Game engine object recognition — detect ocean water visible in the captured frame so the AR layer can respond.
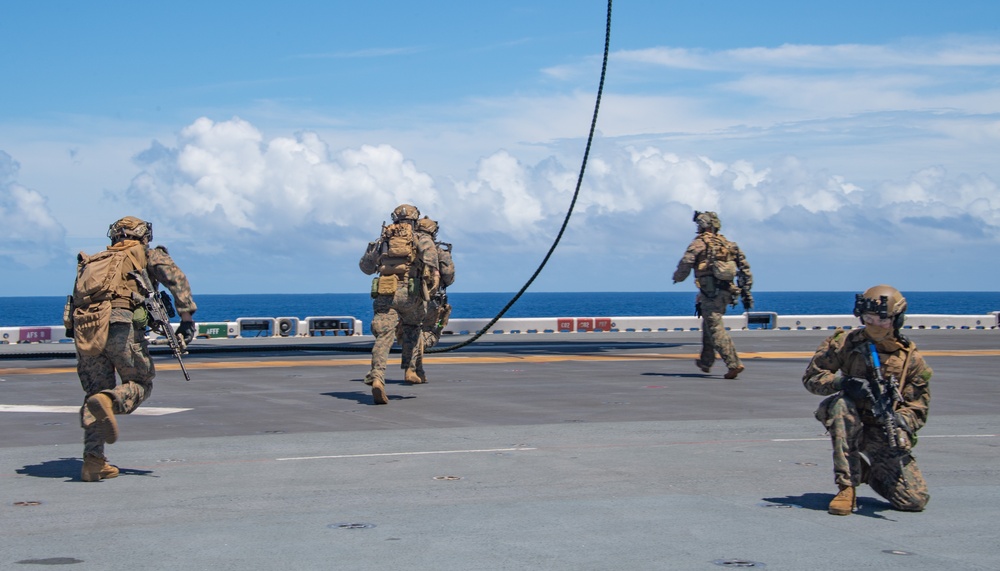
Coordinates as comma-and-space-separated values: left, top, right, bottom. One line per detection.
1, 291, 999, 328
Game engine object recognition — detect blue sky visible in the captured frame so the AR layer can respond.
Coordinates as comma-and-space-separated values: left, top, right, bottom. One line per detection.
2, 0, 1000, 297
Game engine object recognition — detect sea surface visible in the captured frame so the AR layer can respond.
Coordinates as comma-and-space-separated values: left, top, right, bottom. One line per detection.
2, 291, 999, 328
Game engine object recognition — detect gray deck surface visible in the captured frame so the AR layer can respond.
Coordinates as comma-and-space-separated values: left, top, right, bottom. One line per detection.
2, 329, 998, 570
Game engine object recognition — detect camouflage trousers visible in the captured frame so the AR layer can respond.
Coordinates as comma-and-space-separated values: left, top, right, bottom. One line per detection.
399, 298, 448, 373
815, 394, 930, 511
696, 291, 742, 370
368, 286, 425, 384
77, 321, 155, 458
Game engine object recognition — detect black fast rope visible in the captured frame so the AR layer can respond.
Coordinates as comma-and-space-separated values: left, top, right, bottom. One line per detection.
428, 0, 613, 354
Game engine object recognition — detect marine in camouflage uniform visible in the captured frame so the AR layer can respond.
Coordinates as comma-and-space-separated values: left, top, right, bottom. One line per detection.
71, 216, 197, 482
359, 205, 440, 404
803, 285, 931, 515
672, 211, 752, 379
399, 217, 456, 383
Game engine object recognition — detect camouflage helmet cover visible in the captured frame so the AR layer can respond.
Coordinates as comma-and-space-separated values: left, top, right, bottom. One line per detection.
693, 211, 721, 232
416, 216, 438, 235
391, 204, 420, 223
853, 284, 907, 328
108, 216, 152, 244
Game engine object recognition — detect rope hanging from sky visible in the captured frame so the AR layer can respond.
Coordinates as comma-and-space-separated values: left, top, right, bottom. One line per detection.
429, 0, 613, 353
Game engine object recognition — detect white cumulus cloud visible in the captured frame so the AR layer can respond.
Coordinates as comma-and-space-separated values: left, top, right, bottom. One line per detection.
0, 151, 66, 267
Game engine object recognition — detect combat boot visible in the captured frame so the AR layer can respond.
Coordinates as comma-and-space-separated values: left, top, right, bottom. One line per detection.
828, 485, 856, 515
81, 454, 119, 482
86, 393, 118, 444
404, 369, 424, 384
695, 360, 711, 373
363, 372, 380, 386
724, 365, 745, 379
371, 379, 389, 405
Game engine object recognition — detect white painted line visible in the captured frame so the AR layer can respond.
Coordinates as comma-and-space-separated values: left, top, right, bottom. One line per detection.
0, 404, 192, 416
277, 447, 537, 462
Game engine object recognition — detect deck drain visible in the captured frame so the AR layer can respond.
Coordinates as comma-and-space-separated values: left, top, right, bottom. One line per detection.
263, 430, 285, 434
433, 475, 463, 481
16, 557, 84, 565
794, 462, 817, 467
14, 501, 42, 507
329, 522, 376, 530
757, 502, 801, 509
157, 458, 184, 463
882, 550, 914, 556
713, 559, 766, 568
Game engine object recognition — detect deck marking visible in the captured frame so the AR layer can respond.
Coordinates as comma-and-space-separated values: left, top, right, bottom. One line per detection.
3, 347, 999, 376
0, 404, 191, 416
277, 446, 537, 461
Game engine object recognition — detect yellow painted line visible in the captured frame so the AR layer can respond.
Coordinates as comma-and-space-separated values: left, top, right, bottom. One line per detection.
3, 349, 999, 376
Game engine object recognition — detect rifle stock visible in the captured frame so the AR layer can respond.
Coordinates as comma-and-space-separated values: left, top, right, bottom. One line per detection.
130, 269, 191, 381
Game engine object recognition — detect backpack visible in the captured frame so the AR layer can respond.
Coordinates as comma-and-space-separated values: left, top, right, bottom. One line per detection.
438, 243, 455, 288
71, 240, 147, 355
377, 222, 417, 276
702, 233, 737, 282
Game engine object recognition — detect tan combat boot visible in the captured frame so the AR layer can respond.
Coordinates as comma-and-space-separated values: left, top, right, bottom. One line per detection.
371, 379, 389, 405
81, 454, 119, 482
86, 393, 118, 444
828, 485, 856, 515
724, 365, 745, 379
404, 369, 424, 384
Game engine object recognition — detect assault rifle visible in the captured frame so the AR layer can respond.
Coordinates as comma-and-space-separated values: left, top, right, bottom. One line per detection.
130, 269, 191, 381
866, 341, 909, 484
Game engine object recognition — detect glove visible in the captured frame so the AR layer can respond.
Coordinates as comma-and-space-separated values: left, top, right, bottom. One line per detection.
176, 320, 196, 344
741, 292, 754, 311
893, 412, 913, 436
424, 270, 440, 295
839, 376, 873, 403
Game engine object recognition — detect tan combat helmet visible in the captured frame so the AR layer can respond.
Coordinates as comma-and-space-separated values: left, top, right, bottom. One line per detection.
391, 204, 420, 223
853, 284, 908, 330
416, 216, 438, 236
108, 216, 152, 244
693, 211, 721, 233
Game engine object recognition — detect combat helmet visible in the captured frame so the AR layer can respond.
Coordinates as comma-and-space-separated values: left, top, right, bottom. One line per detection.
391, 204, 420, 223
693, 211, 721, 233
416, 216, 438, 236
853, 284, 907, 330
108, 216, 152, 244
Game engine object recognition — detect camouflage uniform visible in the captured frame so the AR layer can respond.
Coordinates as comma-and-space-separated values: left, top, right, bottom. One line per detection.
77, 244, 197, 460
672, 213, 751, 377
359, 206, 439, 402
803, 327, 931, 511
400, 234, 455, 381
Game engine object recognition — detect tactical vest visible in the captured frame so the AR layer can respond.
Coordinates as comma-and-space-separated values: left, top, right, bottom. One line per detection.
70, 240, 147, 355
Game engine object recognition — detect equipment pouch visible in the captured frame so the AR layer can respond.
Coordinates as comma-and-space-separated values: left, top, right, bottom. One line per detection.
132, 306, 150, 328
371, 277, 380, 298
63, 295, 75, 337
72, 300, 111, 356
377, 275, 399, 295
711, 260, 738, 281
409, 277, 418, 297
